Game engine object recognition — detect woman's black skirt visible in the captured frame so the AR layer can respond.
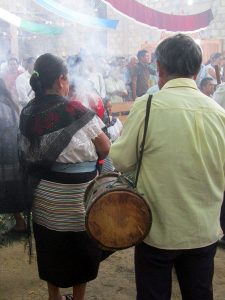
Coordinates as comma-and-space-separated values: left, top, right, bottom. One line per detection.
33, 222, 103, 288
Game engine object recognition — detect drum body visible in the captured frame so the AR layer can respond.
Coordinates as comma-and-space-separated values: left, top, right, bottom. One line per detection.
84, 173, 152, 250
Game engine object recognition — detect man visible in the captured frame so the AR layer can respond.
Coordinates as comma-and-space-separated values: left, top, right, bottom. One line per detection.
2, 57, 23, 101
200, 77, 216, 97
16, 57, 35, 108
205, 52, 223, 81
125, 56, 138, 100
110, 34, 225, 300
131, 49, 150, 100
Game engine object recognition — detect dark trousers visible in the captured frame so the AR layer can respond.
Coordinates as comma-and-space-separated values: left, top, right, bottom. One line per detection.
135, 242, 217, 300
220, 193, 225, 233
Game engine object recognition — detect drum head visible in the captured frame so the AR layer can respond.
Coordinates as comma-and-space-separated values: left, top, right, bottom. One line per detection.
85, 188, 152, 250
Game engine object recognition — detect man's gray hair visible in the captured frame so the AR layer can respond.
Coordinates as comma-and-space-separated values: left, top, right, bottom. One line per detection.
155, 34, 202, 77
128, 55, 137, 63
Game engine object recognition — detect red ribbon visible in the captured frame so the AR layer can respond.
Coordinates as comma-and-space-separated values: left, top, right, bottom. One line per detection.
104, 0, 213, 32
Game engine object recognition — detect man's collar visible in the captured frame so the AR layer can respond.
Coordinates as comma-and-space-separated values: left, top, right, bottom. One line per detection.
162, 78, 198, 90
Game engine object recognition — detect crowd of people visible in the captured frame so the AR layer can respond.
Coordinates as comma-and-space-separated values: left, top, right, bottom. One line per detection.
0, 34, 225, 300
1, 47, 225, 110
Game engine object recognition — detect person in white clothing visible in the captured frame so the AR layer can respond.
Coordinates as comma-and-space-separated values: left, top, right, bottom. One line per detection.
105, 65, 128, 103
213, 82, 225, 109
16, 57, 35, 108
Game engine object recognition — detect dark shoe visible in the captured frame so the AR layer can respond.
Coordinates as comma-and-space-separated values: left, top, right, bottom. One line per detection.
218, 235, 225, 248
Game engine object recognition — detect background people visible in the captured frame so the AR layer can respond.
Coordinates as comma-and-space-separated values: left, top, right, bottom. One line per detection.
105, 65, 128, 103
131, 49, 150, 100
18, 53, 110, 300
101, 97, 123, 173
200, 77, 216, 97
16, 57, 35, 108
2, 57, 23, 102
110, 34, 225, 300
213, 82, 225, 109
205, 52, 223, 81
0, 79, 26, 234
124, 56, 138, 100
103, 98, 123, 143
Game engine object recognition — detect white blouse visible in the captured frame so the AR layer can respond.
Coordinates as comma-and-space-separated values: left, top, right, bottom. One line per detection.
56, 115, 105, 163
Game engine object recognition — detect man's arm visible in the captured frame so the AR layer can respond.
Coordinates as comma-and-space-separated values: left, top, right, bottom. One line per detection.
110, 99, 146, 172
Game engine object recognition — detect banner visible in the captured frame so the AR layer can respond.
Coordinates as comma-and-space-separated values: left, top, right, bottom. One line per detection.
103, 0, 214, 32
0, 7, 63, 35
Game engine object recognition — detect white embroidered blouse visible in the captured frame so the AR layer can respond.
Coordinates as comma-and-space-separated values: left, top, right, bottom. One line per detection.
56, 115, 105, 163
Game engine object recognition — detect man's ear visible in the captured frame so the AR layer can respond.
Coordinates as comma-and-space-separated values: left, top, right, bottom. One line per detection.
157, 60, 167, 89
157, 60, 165, 78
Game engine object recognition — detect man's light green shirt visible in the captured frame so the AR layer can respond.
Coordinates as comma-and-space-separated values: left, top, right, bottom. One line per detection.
110, 78, 225, 249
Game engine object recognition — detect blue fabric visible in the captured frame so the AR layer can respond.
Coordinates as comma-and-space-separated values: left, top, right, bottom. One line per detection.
34, 0, 119, 29
51, 161, 97, 174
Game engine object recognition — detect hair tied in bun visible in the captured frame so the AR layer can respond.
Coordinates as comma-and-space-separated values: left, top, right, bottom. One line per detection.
33, 70, 39, 77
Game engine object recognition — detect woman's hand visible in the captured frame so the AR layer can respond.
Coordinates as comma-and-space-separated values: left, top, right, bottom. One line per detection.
92, 132, 111, 160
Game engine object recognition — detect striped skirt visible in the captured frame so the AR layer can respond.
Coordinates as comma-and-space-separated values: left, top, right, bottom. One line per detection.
33, 179, 89, 232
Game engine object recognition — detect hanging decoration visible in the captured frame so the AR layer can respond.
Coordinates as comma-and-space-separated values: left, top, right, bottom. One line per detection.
0, 7, 63, 35
102, 0, 214, 32
33, 0, 119, 29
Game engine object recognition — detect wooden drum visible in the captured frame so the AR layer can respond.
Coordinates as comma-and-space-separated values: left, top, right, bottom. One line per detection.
84, 173, 152, 250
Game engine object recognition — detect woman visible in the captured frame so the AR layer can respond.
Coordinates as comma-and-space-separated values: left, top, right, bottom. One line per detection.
0, 78, 26, 233
18, 54, 110, 300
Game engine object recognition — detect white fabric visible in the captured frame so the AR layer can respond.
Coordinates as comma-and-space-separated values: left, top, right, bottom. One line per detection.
108, 118, 123, 142
16, 70, 34, 106
57, 115, 105, 163
105, 77, 127, 103
213, 83, 225, 109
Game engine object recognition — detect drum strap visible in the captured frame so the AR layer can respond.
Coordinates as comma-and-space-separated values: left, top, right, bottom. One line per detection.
134, 94, 153, 188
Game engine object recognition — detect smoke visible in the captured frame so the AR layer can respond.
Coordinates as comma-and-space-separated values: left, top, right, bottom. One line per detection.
0, 1, 119, 112
60, 0, 113, 111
